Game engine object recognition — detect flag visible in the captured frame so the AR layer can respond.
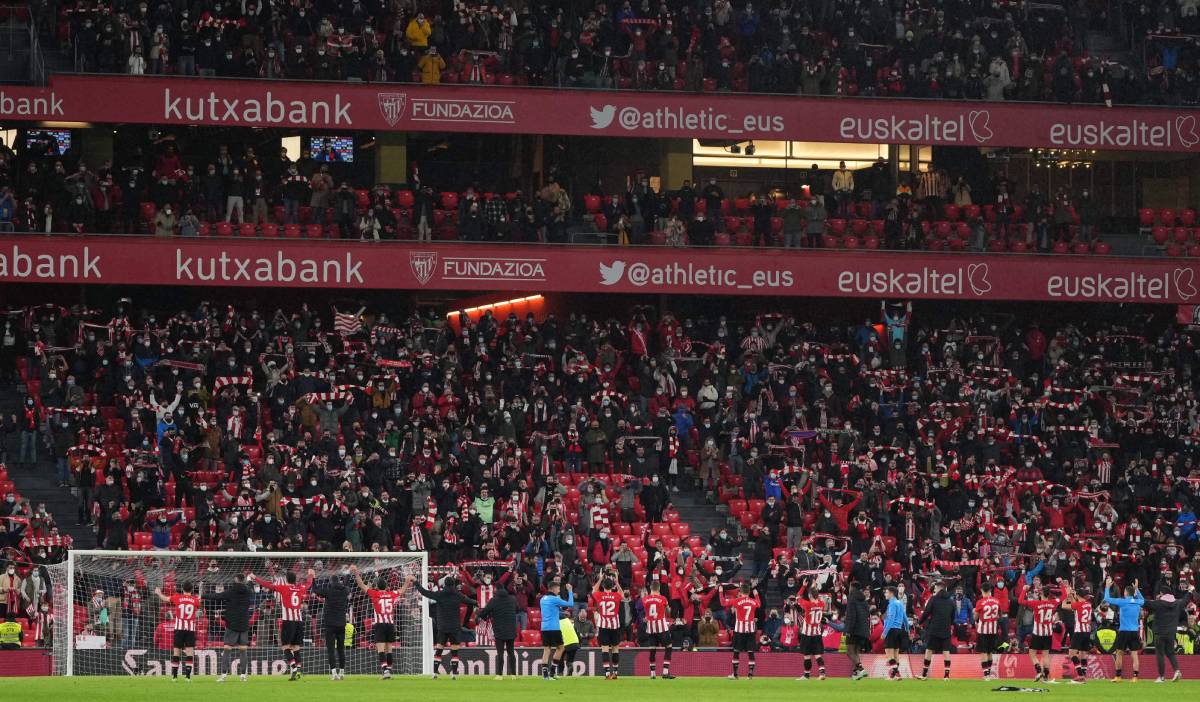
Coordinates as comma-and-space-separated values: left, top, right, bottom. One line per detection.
334, 307, 364, 335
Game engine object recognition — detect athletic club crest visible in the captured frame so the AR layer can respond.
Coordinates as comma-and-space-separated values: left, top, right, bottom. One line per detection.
377, 92, 408, 127
410, 251, 438, 286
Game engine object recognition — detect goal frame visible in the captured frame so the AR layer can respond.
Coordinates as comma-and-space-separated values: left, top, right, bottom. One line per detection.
63, 549, 431, 676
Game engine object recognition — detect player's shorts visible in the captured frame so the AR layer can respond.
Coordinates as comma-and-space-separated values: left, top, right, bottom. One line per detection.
435, 629, 460, 646
732, 632, 756, 652
598, 627, 623, 647
846, 634, 872, 650
645, 631, 672, 647
926, 635, 952, 654
280, 620, 305, 646
1028, 634, 1052, 652
172, 630, 197, 649
1070, 632, 1093, 651
800, 635, 824, 655
884, 629, 909, 650
373, 622, 397, 644
976, 633, 1000, 654
1114, 631, 1142, 652
223, 629, 250, 646
541, 629, 564, 647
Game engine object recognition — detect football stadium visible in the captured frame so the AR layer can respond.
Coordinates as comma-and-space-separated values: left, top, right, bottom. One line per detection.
4, 0, 1200, 697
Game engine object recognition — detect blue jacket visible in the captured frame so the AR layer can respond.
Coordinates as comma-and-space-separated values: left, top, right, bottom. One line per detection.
883, 597, 908, 634
1177, 511, 1198, 543
953, 595, 973, 625
763, 476, 782, 500
539, 591, 574, 631
1103, 590, 1144, 632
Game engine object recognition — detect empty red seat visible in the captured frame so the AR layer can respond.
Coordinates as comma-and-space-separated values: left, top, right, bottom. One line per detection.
238, 223, 256, 237
283, 224, 301, 238
1176, 227, 1191, 244
1139, 208, 1156, 227
1010, 240, 1027, 253
963, 204, 981, 220
734, 197, 751, 212
1182, 209, 1197, 227
935, 221, 952, 238
584, 195, 601, 213
1093, 241, 1111, 255
1167, 243, 1185, 256
944, 204, 961, 221
821, 234, 838, 248
395, 190, 415, 208
1189, 244, 1200, 257
828, 219, 846, 235
1052, 241, 1070, 254
139, 202, 156, 222
441, 192, 459, 210
851, 219, 868, 235
1152, 226, 1169, 244
1161, 208, 1176, 226
215, 222, 233, 238
863, 236, 880, 249
843, 235, 859, 249
305, 224, 324, 238
1073, 242, 1090, 255
260, 223, 279, 238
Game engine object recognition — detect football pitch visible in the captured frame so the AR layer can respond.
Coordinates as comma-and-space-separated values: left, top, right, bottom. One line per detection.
7, 676, 1200, 702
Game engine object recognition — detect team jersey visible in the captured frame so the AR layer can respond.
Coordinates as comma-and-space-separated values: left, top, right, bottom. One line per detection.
170, 593, 200, 632
252, 575, 314, 621
974, 596, 1001, 635
642, 593, 671, 634
721, 591, 761, 634
592, 590, 623, 630
1070, 600, 1093, 634
1019, 595, 1060, 637
367, 589, 402, 624
798, 598, 825, 637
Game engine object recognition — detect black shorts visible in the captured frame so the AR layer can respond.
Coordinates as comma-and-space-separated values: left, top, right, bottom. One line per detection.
1028, 634, 1052, 652
800, 635, 824, 655
645, 631, 672, 647
1069, 632, 1092, 652
976, 633, 1000, 654
280, 620, 305, 646
435, 629, 460, 646
845, 634, 871, 650
884, 629, 909, 650
1114, 631, 1142, 652
732, 632, 756, 652
926, 635, 952, 654
223, 629, 249, 646
172, 630, 197, 649
598, 628, 623, 647
373, 622, 396, 644
541, 629, 563, 647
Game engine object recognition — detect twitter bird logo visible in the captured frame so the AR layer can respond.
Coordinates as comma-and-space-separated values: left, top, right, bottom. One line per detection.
590, 105, 616, 129
599, 260, 625, 285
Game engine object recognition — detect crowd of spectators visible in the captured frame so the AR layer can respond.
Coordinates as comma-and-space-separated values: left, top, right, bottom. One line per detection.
2, 295, 1200, 655
47, 0, 1195, 105
0, 135, 1136, 253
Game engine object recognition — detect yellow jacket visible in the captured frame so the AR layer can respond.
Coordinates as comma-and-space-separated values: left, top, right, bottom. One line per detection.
406, 19, 432, 48
560, 617, 579, 647
418, 54, 446, 84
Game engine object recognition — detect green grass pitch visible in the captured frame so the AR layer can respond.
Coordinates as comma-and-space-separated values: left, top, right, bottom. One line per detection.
6, 675, 1200, 702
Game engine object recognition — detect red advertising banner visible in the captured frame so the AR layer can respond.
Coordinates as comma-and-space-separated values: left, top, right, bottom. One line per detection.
0, 236, 1197, 303
2, 76, 1200, 152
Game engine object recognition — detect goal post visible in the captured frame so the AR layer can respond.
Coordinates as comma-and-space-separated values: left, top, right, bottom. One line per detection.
55, 550, 430, 677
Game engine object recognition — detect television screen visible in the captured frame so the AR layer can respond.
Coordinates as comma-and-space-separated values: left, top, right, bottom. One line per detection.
309, 135, 353, 163
25, 129, 71, 156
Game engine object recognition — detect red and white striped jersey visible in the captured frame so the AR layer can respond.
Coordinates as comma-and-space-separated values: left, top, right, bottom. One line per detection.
476, 583, 495, 609
253, 575, 314, 621
367, 589, 401, 624
1019, 596, 1060, 637
974, 596, 1001, 635
592, 590, 623, 630
1070, 600, 1093, 633
721, 591, 761, 633
642, 593, 670, 634
33, 611, 53, 641
169, 593, 200, 632
798, 598, 825, 637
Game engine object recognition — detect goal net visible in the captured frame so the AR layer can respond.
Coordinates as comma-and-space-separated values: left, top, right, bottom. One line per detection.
48, 550, 429, 677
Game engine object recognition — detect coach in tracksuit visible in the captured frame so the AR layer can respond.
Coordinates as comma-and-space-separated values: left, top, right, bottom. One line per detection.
1145, 587, 1182, 682
313, 575, 350, 679
478, 583, 519, 678
917, 582, 957, 680
843, 584, 871, 680
414, 574, 477, 678
206, 572, 254, 681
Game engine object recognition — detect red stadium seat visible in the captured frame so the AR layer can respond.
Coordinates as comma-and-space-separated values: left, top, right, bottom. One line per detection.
1138, 208, 1156, 227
